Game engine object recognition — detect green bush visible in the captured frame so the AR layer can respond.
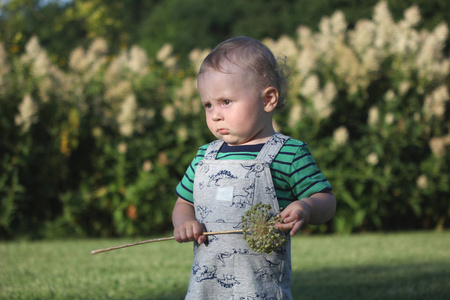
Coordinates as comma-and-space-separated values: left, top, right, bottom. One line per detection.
265, 1, 450, 232
0, 1, 448, 238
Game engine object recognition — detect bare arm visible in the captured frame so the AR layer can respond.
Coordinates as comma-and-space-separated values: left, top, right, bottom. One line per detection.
172, 197, 207, 244
276, 191, 336, 236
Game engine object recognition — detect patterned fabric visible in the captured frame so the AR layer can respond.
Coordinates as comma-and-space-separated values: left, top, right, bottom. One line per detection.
185, 133, 292, 299
176, 135, 332, 209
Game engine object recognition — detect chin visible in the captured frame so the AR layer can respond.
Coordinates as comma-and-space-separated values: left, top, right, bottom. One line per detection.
218, 136, 238, 145
224, 137, 249, 146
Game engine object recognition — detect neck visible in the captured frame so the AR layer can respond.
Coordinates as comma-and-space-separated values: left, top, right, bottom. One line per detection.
228, 128, 276, 146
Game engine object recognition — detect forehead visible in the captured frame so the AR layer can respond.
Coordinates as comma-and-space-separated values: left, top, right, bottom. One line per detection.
201, 59, 247, 76
197, 66, 246, 93
198, 60, 259, 89
197, 64, 260, 101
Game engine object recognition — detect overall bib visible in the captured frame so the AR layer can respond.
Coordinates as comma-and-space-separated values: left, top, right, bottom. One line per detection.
186, 133, 293, 300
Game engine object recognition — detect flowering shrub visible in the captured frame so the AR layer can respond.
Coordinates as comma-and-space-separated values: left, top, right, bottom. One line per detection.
1, 34, 210, 238
0, 1, 448, 237
263, 1, 449, 232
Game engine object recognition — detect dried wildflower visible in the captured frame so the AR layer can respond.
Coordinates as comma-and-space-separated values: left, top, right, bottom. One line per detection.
416, 174, 428, 190
330, 10, 347, 38
176, 77, 197, 101
162, 105, 175, 122
398, 81, 410, 96
288, 103, 302, 127
333, 126, 349, 146
20, 36, 41, 65
263, 35, 298, 60
118, 94, 137, 137
429, 135, 450, 158
301, 74, 319, 97
296, 48, 316, 78
15, 94, 38, 132
157, 44, 177, 68
142, 160, 153, 172
385, 113, 395, 125
384, 89, 396, 102
335, 44, 363, 93
350, 20, 376, 55
177, 127, 188, 142
189, 48, 210, 73
416, 23, 449, 81
128, 45, 149, 75
241, 202, 287, 254
314, 93, 332, 119
366, 152, 379, 166
361, 47, 380, 73
157, 44, 173, 63
69, 47, 87, 73
368, 106, 379, 125
105, 80, 133, 102
313, 81, 336, 119
33, 51, 50, 78
403, 5, 421, 28
373, 1, 395, 49
423, 85, 449, 119
104, 52, 128, 85
118, 142, 127, 154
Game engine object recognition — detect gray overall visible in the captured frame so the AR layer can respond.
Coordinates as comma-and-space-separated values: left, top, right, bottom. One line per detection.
186, 133, 293, 300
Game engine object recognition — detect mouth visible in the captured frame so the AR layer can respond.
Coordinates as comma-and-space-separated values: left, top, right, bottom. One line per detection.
217, 128, 229, 135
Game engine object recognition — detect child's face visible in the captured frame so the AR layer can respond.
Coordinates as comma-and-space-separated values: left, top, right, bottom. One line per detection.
197, 61, 276, 146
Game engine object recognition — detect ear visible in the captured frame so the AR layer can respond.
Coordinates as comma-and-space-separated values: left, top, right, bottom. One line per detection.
262, 86, 279, 112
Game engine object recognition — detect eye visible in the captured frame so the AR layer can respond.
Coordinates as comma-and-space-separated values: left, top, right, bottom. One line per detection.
222, 99, 231, 106
203, 102, 212, 109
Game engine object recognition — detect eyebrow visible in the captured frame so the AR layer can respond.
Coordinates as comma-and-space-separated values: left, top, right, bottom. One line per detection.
202, 94, 231, 103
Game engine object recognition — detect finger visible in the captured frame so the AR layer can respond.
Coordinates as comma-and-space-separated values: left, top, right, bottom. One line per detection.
275, 222, 294, 231
281, 211, 302, 223
197, 235, 207, 245
193, 224, 205, 239
175, 228, 186, 243
187, 227, 199, 242
290, 220, 304, 236
279, 209, 296, 220
173, 231, 181, 243
181, 228, 191, 242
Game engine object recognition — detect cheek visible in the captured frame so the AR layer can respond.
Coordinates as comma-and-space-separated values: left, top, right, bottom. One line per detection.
205, 113, 214, 128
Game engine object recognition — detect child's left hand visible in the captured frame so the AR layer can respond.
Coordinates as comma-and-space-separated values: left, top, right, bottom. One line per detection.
275, 200, 311, 236
275, 192, 336, 236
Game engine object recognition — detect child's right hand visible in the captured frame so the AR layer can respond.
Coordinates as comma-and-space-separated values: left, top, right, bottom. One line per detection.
174, 220, 207, 244
172, 197, 207, 244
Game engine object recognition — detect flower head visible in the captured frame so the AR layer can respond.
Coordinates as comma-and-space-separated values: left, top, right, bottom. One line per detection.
333, 126, 349, 146
15, 94, 38, 132
241, 202, 287, 254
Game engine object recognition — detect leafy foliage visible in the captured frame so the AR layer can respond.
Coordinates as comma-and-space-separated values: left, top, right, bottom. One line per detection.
1, 1, 448, 66
0, 1, 449, 238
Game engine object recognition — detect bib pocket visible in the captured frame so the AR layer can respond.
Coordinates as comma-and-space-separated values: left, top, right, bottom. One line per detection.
194, 177, 256, 224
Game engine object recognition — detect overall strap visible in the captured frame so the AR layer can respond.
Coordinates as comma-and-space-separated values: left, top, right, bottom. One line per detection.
203, 139, 224, 160
256, 133, 290, 165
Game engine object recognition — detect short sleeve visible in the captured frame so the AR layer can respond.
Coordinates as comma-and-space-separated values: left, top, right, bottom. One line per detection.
175, 145, 208, 202
288, 144, 332, 199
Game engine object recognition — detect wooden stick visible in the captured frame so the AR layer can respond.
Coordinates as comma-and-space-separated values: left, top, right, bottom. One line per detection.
90, 229, 243, 255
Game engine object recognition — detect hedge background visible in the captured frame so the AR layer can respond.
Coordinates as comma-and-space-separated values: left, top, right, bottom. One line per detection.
0, 1, 449, 239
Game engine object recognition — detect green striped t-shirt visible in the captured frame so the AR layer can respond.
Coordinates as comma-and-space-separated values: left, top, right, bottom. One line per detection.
175, 138, 332, 210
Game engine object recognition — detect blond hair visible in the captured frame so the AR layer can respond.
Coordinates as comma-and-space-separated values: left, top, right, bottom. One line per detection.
199, 36, 289, 109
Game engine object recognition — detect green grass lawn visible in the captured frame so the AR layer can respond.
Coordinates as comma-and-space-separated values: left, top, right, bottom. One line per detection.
1, 231, 449, 299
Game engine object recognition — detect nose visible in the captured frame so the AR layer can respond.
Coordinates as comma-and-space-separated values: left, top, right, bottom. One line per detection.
211, 108, 223, 121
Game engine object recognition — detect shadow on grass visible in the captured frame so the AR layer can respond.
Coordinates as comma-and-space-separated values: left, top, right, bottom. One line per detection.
291, 262, 450, 300
132, 261, 450, 300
